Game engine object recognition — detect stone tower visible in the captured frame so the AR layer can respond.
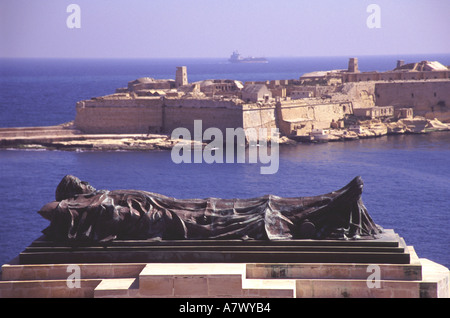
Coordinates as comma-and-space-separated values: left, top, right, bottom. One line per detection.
348, 58, 359, 73
175, 66, 188, 88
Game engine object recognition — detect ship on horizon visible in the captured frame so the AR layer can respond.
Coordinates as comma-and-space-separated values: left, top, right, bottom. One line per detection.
228, 51, 268, 64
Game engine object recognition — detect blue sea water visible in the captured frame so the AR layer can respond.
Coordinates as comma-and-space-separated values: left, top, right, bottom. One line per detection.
0, 55, 449, 269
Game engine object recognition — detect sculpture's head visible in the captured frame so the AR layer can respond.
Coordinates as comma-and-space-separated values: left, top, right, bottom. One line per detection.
55, 175, 96, 201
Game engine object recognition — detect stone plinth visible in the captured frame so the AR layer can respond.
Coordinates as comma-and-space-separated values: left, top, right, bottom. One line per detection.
1, 258, 448, 298
1, 230, 449, 298
17, 230, 413, 265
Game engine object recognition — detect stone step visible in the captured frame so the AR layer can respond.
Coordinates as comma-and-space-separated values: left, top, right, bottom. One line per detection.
295, 271, 447, 298
94, 278, 139, 298
1, 259, 146, 281
92, 264, 296, 298
420, 258, 450, 298
245, 246, 422, 281
18, 231, 412, 265
137, 263, 246, 298
0, 279, 101, 298
295, 278, 423, 298
91, 259, 449, 298
291, 258, 448, 298
23, 245, 406, 253
19, 249, 411, 265
28, 232, 403, 247
115, 263, 295, 298
2, 234, 447, 298
247, 263, 422, 281
242, 279, 296, 298
1, 259, 448, 298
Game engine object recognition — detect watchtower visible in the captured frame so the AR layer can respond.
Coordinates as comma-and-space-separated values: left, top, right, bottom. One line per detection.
175, 66, 188, 88
348, 58, 359, 73
397, 60, 405, 68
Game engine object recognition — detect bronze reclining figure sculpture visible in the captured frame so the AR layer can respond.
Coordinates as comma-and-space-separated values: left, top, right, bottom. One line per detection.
38, 175, 382, 242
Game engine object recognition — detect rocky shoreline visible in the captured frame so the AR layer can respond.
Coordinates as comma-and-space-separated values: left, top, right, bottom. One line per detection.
323, 117, 450, 142
1, 118, 449, 152
0, 122, 177, 152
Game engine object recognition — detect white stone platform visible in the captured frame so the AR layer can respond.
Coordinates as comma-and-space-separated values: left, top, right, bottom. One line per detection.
1, 245, 448, 298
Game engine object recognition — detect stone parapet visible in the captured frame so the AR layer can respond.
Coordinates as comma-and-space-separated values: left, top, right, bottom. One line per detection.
164, 97, 242, 109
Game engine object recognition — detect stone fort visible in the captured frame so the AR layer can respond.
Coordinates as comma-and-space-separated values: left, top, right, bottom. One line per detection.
75, 58, 450, 137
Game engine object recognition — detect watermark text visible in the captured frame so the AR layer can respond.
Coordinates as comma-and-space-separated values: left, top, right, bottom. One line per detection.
66, 4, 81, 29
366, 4, 381, 29
66, 264, 81, 288
171, 120, 279, 175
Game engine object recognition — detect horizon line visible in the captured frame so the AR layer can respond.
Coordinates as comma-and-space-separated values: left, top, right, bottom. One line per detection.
1, 52, 450, 61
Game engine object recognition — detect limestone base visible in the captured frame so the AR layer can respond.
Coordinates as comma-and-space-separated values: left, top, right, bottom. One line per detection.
1, 246, 448, 298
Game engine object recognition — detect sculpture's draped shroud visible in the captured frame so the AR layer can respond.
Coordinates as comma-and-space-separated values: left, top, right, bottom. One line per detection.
38, 175, 382, 243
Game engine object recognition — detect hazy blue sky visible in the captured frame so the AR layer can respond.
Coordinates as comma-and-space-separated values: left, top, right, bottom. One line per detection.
1, 0, 449, 58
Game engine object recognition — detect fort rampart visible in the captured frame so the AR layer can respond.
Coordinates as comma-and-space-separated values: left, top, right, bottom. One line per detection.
164, 98, 244, 135
75, 94, 355, 137
74, 59, 450, 137
374, 80, 450, 122
75, 97, 164, 134
343, 70, 450, 83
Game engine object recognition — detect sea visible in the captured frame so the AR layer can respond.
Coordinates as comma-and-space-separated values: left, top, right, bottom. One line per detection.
0, 54, 449, 269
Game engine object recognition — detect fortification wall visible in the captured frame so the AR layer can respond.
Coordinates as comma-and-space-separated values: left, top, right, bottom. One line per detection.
339, 82, 376, 108
75, 97, 164, 133
343, 70, 450, 83
75, 79, 450, 136
239, 104, 278, 140
164, 98, 241, 109
278, 99, 352, 133
242, 105, 277, 131
164, 98, 244, 135
375, 80, 450, 121
81, 96, 163, 108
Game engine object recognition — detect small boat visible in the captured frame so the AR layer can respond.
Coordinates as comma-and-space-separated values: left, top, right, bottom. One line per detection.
310, 129, 330, 142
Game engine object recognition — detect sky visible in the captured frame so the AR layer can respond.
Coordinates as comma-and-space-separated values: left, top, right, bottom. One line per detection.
0, 0, 449, 59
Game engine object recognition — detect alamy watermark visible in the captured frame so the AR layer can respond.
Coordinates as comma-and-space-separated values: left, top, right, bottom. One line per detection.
366, 4, 381, 29
65, 4, 379, 30
66, 4, 81, 29
170, 120, 279, 175
366, 264, 381, 289
66, 264, 81, 288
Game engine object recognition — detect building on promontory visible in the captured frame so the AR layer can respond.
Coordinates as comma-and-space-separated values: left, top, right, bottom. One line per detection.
74, 59, 450, 138
75, 66, 354, 137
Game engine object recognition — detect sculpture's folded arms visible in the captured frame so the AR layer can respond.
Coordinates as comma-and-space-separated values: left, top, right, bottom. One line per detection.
38, 175, 382, 242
